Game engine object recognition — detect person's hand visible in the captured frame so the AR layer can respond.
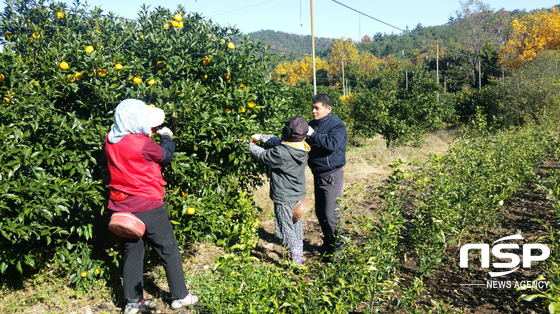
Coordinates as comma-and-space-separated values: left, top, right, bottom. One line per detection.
157, 127, 173, 137
307, 126, 315, 136
236, 138, 256, 144
251, 134, 262, 141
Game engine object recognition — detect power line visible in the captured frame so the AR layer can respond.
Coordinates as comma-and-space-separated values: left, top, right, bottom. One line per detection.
330, 0, 508, 75
331, 0, 408, 35
208, 0, 275, 18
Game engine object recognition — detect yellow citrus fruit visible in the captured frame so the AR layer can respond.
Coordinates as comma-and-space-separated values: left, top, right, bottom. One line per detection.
75, 72, 84, 80
139, 34, 144, 39
202, 56, 211, 65
115, 63, 123, 70
248, 101, 256, 108
3, 96, 10, 105
174, 14, 182, 22
181, 191, 188, 197
80, 272, 87, 278
227, 42, 235, 50
176, 21, 184, 29
224, 108, 231, 113
85, 45, 94, 53
239, 106, 246, 113
201, 74, 208, 81
149, 104, 155, 107
133, 76, 142, 84
57, 11, 64, 19
67, 74, 76, 83
95, 268, 100, 275
238, 83, 245, 89
0, 74, 5, 83
156, 61, 164, 68
164, 23, 169, 30
221, 39, 225, 44
187, 207, 195, 215
171, 20, 180, 28
59, 61, 69, 70
225, 73, 231, 80
147, 79, 155, 85
96, 68, 106, 77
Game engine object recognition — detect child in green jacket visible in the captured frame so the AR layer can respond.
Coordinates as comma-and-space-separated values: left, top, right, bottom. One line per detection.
248, 115, 310, 264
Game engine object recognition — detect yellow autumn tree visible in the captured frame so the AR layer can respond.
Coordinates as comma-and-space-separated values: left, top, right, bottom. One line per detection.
326, 38, 359, 75
357, 52, 379, 77
500, 6, 560, 69
274, 55, 325, 85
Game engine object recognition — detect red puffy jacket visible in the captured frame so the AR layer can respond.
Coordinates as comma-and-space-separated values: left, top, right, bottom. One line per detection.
105, 134, 166, 200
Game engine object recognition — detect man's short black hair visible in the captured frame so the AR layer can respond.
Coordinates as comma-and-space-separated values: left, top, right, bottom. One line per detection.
312, 93, 332, 108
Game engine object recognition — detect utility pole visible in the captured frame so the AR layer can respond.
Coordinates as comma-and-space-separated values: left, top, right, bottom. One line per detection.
436, 43, 439, 84
359, 14, 361, 40
406, 70, 408, 90
342, 60, 345, 95
478, 59, 481, 90
310, 0, 317, 95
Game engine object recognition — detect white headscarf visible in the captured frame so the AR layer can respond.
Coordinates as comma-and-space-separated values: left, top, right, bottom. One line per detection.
108, 99, 165, 144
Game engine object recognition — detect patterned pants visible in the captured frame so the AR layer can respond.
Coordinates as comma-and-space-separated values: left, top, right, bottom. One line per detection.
274, 203, 304, 263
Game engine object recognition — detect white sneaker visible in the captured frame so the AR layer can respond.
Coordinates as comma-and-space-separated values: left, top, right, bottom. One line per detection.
171, 293, 198, 309
123, 300, 152, 314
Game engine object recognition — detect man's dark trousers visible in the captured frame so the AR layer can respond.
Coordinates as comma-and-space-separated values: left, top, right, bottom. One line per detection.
314, 168, 344, 249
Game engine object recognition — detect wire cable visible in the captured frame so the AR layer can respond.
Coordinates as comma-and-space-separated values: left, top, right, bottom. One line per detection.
331, 0, 508, 74
209, 0, 275, 18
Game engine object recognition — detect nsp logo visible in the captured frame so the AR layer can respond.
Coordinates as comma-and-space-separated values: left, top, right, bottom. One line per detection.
460, 234, 550, 277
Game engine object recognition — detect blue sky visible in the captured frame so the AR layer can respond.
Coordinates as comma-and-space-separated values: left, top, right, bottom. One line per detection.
2, 0, 559, 40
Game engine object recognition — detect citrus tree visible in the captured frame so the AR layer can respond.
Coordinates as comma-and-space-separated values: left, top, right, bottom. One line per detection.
347, 62, 452, 146
0, 0, 293, 288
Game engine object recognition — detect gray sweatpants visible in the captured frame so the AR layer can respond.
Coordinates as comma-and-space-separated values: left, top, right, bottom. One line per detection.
314, 168, 344, 247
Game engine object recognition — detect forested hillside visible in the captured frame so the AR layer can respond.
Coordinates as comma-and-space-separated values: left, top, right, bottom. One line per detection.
248, 3, 539, 62
248, 29, 333, 59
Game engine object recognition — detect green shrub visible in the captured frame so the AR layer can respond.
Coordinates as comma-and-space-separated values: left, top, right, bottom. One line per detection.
496, 50, 560, 126
348, 63, 450, 146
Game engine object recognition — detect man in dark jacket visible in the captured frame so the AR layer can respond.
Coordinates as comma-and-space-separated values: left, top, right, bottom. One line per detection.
306, 93, 348, 257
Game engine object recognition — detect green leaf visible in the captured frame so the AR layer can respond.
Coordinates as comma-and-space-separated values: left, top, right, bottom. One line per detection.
518, 294, 544, 302
549, 302, 560, 314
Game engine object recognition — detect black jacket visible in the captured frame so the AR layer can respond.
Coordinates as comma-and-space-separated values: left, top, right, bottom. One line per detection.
307, 113, 347, 177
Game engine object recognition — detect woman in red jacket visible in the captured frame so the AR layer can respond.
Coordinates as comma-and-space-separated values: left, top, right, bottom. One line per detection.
105, 99, 197, 314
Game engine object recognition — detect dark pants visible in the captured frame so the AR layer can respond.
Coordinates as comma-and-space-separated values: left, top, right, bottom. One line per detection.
314, 168, 344, 248
123, 205, 188, 303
